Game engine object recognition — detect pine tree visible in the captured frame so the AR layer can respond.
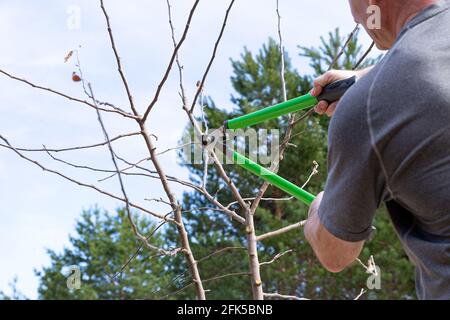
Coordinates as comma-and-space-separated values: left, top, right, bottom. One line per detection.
35, 208, 171, 299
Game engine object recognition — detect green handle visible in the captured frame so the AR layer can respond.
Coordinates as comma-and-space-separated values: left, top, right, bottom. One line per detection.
224, 76, 356, 130
232, 151, 316, 206
225, 93, 318, 130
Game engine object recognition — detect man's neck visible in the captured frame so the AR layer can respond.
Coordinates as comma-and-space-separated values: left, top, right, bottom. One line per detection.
393, 0, 439, 36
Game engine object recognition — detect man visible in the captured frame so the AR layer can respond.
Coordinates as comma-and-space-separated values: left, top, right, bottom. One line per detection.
304, 0, 450, 299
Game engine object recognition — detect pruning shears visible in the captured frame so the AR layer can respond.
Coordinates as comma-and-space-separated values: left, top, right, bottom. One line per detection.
203, 76, 356, 206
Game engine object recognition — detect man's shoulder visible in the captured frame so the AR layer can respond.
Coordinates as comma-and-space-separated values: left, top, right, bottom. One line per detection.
331, 71, 375, 127
372, 4, 450, 98
327, 74, 375, 151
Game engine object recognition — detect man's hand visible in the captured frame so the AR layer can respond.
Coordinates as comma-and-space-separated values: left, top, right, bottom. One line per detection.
304, 191, 365, 273
311, 67, 373, 117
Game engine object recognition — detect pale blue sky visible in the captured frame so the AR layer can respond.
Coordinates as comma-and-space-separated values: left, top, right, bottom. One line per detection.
0, 0, 378, 298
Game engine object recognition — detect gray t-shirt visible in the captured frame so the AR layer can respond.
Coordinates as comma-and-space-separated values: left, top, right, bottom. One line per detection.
318, 0, 450, 299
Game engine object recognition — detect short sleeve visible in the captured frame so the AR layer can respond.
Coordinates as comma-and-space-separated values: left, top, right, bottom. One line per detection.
318, 94, 385, 242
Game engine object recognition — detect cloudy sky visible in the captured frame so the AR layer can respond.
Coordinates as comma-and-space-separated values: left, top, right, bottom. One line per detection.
0, 0, 378, 298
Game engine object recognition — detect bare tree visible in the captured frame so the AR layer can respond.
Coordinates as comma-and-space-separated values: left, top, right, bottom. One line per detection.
0, 0, 375, 300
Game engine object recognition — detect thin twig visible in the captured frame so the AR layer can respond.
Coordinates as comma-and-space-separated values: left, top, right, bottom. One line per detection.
354, 288, 366, 300
97, 156, 150, 182
260, 249, 294, 266
145, 197, 172, 206
301, 160, 319, 189
356, 255, 378, 275
159, 248, 248, 299
353, 41, 375, 70
111, 212, 175, 279
197, 246, 247, 263
226, 196, 294, 209
276, 0, 287, 102
100, 0, 139, 117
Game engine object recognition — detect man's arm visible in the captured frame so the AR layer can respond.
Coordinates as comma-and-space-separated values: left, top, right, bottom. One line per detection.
305, 67, 379, 272
304, 192, 365, 273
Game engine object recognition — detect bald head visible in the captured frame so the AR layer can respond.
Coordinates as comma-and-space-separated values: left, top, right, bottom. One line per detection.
348, 0, 439, 49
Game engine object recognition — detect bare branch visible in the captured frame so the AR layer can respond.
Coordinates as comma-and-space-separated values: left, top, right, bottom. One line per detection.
203, 272, 249, 284
142, 0, 201, 122
260, 249, 294, 266
163, 271, 249, 299
197, 246, 247, 263
210, 152, 249, 209
328, 23, 360, 71
226, 196, 294, 209
201, 187, 246, 224
145, 197, 172, 206
276, 0, 287, 102
166, 0, 190, 117
263, 292, 309, 300
0, 68, 138, 119
9, 132, 140, 153
156, 142, 200, 156
0, 135, 173, 222
256, 220, 307, 242
301, 160, 319, 189
188, 0, 236, 113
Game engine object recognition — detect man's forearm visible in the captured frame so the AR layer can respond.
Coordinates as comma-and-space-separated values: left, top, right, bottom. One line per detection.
304, 192, 365, 273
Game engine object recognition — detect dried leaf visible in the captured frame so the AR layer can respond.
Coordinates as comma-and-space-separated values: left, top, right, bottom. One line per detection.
64, 50, 74, 63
